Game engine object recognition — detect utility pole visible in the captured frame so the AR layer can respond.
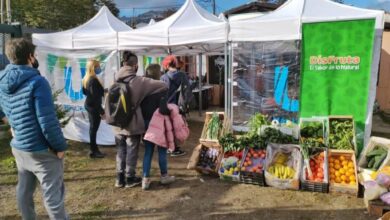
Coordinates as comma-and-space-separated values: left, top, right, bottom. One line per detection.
5, 0, 10, 24
1, 0, 4, 24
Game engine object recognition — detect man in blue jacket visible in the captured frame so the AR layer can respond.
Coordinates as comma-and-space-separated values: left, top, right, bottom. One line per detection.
0, 38, 68, 220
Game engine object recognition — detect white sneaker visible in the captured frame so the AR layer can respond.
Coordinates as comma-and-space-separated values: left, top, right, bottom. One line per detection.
142, 177, 151, 190
160, 175, 175, 185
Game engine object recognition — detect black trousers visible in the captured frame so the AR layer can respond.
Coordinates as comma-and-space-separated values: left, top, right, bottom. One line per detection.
87, 110, 101, 152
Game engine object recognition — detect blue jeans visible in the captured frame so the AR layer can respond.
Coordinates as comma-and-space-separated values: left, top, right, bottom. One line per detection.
143, 120, 168, 177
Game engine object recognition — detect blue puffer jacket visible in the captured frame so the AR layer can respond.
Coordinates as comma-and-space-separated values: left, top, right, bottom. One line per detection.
0, 64, 67, 152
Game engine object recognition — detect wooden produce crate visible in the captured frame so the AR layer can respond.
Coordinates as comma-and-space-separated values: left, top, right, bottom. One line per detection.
328, 149, 358, 196
358, 137, 390, 180
192, 144, 223, 176
300, 148, 329, 193
327, 116, 357, 153
218, 150, 245, 182
299, 117, 326, 147
240, 148, 267, 186
199, 112, 230, 148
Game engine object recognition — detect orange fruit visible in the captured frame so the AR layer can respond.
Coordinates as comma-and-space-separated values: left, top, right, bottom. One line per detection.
329, 162, 334, 168
330, 168, 335, 174
335, 177, 341, 183
340, 175, 347, 181
329, 157, 334, 163
334, 159, 340, 164
350, 180, 356, 185
349, 175, 356, 182
339, 168, 345, 175
342, 161, 348, 166
335, 171, 340, 177
339, 155, 346, 161
348, 162, 354, 168
334, 164, 341, 170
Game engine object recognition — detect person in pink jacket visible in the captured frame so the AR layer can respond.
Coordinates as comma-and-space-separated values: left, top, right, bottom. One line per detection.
140, 64, 175, 190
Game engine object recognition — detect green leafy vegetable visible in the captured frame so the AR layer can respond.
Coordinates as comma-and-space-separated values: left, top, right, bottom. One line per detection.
206, 112, 221, 140
248, 113, 270, 137
329, 119, 355, 150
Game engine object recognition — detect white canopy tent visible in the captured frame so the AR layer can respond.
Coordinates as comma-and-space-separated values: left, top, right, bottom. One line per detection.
32, 6, 132, 50
118, 0, 228, 55
227, 0, 384, 149
31, 6, 134, 145
229, 0, 384, 41
229, 0, 303, 42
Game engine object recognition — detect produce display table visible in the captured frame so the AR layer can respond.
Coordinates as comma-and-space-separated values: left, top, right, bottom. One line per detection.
193, 85, 213, 110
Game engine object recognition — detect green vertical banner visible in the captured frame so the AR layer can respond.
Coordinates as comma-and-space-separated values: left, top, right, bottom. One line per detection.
301, 19, 375, 152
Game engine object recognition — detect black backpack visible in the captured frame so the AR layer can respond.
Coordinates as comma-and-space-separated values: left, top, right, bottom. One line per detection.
167, 72, 196, 115
104, 75, 136, 128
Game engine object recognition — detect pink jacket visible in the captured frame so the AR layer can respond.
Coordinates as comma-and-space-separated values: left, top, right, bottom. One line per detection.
144, 104, 189, 151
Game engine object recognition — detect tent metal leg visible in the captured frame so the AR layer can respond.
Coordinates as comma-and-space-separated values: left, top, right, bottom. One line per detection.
198, 54, 202, 117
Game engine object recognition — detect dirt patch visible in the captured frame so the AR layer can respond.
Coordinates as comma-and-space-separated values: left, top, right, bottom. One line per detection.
0, 120, 373, 220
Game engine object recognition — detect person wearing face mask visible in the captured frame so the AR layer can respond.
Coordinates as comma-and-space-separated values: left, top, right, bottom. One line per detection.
0, 38, 69, 219
82, 59, 105, 158
31, 56, 39, 69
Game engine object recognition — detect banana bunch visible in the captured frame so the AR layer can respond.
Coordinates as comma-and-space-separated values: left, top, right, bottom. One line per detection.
268, 164, 295, 179
268, 152, 295, 179
274, 152, 288, 165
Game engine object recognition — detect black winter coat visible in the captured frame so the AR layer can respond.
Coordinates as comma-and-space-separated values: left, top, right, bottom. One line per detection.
141, 91, 167, 121
82, 77, 104, 114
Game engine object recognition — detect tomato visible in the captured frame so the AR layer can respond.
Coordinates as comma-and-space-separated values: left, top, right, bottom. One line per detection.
310, 160, 315, 167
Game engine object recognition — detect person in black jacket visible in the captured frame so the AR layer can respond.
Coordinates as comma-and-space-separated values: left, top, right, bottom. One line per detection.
82, 59, 105, 158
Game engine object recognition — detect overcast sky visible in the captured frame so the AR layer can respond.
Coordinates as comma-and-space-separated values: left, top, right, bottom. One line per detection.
114, 0, 390, 17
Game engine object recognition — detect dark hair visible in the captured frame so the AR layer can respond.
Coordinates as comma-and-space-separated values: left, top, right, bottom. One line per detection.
5, 38, 35, 65
122, 51, 138, 67
145, 64, 161, 80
